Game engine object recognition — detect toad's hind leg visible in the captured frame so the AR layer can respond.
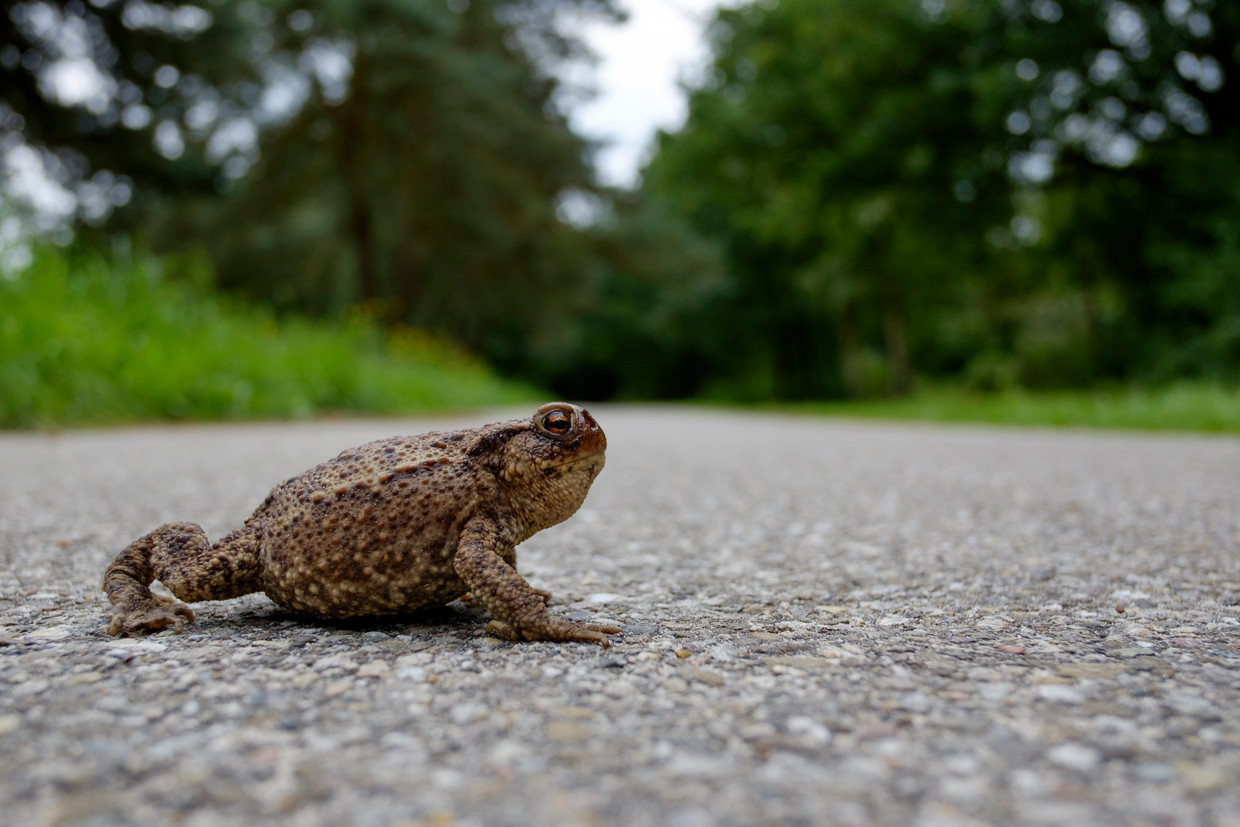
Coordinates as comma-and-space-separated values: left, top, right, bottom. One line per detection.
102, 521, 262, 636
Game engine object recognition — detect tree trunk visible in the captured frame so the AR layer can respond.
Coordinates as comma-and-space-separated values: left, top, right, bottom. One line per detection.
883, 296, 912, 396
338, 55, 377, 300
393, 145, 422, 323
837, 301, 865, 399
1076, 238, 1104, 385
349, 195, 376, 300
1081, 281, 1102, 385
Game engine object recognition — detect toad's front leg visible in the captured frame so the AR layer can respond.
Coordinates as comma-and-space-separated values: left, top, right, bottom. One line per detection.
453, 514, 620, 647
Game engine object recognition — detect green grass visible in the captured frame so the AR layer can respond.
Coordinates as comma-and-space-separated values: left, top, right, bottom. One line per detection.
0, 246, 537, 429
781, 384, 1240, 433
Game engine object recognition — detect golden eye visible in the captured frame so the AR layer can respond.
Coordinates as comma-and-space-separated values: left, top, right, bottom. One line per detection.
542, 409, 572, 435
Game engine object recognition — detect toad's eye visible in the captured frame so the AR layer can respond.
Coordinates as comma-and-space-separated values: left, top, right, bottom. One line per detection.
542, 409, 572, 435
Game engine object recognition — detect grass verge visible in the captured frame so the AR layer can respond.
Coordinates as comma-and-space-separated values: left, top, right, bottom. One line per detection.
0, 246, 537, 429
783, 385, 1240, 433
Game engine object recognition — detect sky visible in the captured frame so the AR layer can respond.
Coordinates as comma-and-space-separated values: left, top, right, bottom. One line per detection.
562, 0, 731, 188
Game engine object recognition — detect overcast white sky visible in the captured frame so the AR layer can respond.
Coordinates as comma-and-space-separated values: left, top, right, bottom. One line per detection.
562, 0, 731, 188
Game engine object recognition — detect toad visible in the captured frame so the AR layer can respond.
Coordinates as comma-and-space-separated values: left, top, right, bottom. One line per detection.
103, 403, 619, 646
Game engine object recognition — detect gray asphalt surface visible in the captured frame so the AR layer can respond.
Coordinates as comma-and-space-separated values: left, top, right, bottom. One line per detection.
2, 406, 1238, 827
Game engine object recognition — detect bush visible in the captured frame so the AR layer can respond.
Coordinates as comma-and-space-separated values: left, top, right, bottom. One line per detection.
0, 245, 535, 428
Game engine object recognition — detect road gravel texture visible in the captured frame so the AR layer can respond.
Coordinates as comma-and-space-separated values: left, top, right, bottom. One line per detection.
1, 406, 1238, 827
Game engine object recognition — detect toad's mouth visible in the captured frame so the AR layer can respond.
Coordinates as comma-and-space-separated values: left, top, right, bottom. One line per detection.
548, 451, 606, 471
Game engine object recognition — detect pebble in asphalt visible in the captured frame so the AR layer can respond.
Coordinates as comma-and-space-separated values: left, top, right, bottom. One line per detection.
1, 406, 1238, 826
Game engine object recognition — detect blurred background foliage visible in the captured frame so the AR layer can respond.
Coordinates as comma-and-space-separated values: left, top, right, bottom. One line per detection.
0, 243, 536, 427
645, 0, 1240, 400
1, 0, 1237, 426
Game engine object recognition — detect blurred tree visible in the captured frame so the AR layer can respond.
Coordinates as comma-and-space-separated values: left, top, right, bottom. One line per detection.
152, 0, 619, 363
1002, 0, 1240, 383
645, 0, 1019, 398
1, 0, 619, 366
0, 0, 259, 228
641, 0, 1240, 397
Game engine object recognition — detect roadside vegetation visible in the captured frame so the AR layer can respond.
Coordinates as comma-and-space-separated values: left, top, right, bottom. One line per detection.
0, 246, 535, 429
781, 384, 1240, 433
3, 244, 1235, 433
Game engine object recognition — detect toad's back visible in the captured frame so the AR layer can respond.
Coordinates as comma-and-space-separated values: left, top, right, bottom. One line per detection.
254, 430, 506, 617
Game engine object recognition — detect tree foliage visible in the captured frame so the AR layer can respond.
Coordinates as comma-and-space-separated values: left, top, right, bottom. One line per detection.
148, 0, 615, 360
2, 0, 619, 365
642, 0, 1240, 397
3, 0, 1238, 402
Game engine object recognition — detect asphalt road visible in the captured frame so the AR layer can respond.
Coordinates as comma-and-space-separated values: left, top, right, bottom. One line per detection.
1, 406, 1238, 826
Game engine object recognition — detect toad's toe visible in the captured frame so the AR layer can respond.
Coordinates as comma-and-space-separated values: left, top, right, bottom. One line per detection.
108, 595, 195, 637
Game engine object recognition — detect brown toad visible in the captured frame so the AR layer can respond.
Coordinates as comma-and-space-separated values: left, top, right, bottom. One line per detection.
103, 403, 619, 646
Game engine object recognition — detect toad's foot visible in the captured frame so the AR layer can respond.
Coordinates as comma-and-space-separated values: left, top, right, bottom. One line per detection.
107, 593, 195, 637
486, 618, 621, 647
